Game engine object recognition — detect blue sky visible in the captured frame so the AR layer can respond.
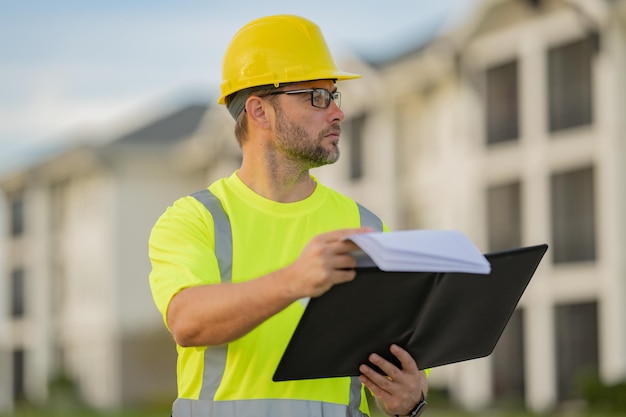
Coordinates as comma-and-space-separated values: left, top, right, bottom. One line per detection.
0, 0, 475, 173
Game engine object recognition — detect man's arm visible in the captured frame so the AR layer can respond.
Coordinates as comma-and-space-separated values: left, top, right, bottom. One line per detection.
167, 227, 372, 347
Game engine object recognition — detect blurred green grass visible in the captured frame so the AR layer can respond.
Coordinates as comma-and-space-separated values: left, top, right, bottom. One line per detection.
0, 408, 168, 417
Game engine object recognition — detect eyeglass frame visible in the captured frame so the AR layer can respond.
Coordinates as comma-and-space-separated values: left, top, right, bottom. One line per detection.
259, 88, 341, 109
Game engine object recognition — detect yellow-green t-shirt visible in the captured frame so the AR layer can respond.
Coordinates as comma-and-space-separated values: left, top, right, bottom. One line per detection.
149, 172, 382, 411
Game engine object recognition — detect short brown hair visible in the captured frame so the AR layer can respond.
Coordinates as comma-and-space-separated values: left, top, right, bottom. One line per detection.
228, 86, 284, 146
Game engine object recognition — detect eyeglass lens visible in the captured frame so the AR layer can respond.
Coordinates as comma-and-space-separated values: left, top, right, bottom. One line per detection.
312, 89, 341, 109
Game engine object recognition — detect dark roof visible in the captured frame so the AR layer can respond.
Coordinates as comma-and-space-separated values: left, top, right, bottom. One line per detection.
115, 103, 209, 144
355, 6, 452, 68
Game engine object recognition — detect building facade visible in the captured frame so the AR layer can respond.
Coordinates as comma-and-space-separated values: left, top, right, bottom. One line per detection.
0, 104, 233, 412
333, 0, 626, 412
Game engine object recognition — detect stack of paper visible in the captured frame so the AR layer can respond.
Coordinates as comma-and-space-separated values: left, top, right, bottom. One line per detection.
347, 229, 491, 274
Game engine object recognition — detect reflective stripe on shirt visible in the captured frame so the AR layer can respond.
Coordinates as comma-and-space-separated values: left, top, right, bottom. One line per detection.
178, 188, 383, 417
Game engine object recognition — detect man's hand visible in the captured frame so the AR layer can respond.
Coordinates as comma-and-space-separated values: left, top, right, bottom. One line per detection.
284, 227, 372, 298
359, 344, 428, 416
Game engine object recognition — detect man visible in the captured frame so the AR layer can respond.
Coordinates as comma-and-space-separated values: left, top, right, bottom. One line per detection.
149, 14, 428, 417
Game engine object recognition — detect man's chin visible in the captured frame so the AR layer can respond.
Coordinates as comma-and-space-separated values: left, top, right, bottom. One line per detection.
323, 149, 340, 165
309, 153, 339, 169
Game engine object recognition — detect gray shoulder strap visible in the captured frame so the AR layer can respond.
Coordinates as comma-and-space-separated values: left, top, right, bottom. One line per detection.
357, 202, 383, 232
191, 189, 233, 282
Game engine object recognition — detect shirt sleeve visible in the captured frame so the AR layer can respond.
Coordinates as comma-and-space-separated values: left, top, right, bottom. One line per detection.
148, 195, 221, 330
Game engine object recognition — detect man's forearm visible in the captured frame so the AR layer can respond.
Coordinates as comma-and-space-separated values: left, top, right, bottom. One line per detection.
166, 267, 297, 346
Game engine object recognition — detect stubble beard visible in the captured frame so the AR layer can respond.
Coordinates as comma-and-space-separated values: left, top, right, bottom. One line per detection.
274, 107, 340, 169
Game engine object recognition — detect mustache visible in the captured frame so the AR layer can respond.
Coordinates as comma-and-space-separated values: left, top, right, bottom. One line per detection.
320, 123, 341, 136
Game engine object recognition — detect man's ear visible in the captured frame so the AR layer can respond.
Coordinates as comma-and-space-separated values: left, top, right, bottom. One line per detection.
245, 96, 272, 129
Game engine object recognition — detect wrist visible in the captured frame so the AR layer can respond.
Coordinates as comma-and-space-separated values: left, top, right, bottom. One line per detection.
394, 391, 427, 417
272, 265, 303, 301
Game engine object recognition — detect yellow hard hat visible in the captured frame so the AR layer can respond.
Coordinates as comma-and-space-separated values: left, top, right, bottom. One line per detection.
218, 14, 360, 105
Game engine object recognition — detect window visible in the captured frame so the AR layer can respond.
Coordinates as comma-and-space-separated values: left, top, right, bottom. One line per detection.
486, 61, 519, 145
10, 191, 24, 236
13, 349, 25, 400
548, 36, 595, 132
486, 181, 522, 252
555, 302, 599, 400
551, 167, 596, 263
11, 268, 25, 318
492, 309, 525, 403
348, 113, 366, 180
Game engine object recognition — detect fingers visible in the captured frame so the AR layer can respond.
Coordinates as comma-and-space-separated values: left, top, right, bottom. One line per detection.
321, 227, 374, 255
358, 345, 426, 416
388, 344, 420, 373
289, 227, 374, 298
316, 227, 373, 249
363, 346, 418, 381
323, 227, 374, 242
329, 253, 358, 271
304, 228, 370, 269
288, 228, 372, 298
358, 372, 388, 401
359, 360, 394, 394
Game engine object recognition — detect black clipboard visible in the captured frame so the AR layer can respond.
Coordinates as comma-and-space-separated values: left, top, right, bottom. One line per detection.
273, 244, 548, 381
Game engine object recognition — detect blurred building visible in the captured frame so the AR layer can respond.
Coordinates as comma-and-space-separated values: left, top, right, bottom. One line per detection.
0, 103, 243, 411
1, 0, 626, 414
333, 0, 626, 412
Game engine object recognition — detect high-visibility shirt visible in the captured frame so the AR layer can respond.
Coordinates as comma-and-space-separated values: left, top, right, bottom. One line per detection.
149, 171, 385, 417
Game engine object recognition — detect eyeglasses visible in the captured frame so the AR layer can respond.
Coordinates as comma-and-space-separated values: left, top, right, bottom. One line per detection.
262, 88, 341, 109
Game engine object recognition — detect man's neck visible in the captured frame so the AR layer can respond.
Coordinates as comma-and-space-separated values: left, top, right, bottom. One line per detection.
237, 164, 316, 203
